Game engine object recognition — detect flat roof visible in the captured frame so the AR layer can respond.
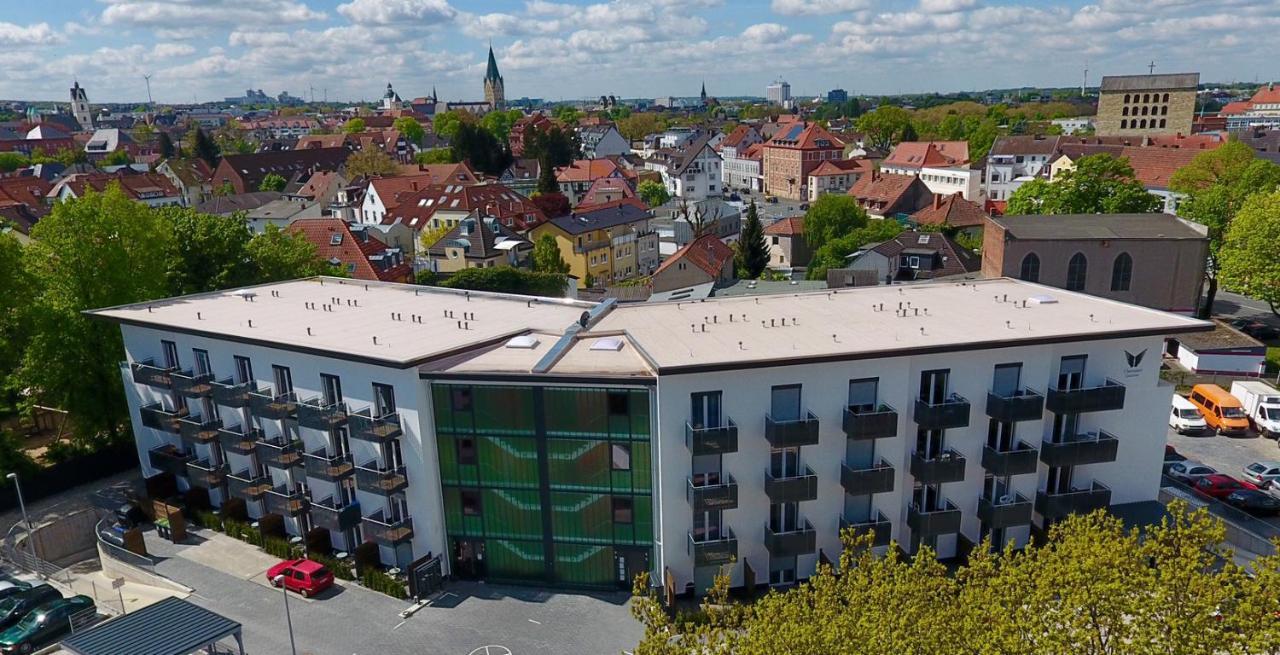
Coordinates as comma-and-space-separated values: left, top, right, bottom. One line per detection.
990, 213, 1208, 241
61, 597, 240, 655
1175, 321, 1265, 351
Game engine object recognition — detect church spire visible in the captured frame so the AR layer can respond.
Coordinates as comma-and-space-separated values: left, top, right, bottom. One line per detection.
485, 45, 502, 83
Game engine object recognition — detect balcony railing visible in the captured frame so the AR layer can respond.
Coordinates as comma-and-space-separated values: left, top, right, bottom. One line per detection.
842, 404, 898, 441
304, 450, 354, 481
248, 388, 297, 420
981, 441, 1040, 477
185, 458, 226, 488
297, 397, 348, 431
909, 449, 967, 485
764, 520, 817, 557
264, 486, 309, 517
840, 458, 895, 496
1045, 379, 1126, 414
914, 394, 971, 430
840, 511, 892, 548
363, 511, 413, 546
688, 529, 737, 567
907, 500, 962, 538
348, 409, 402, 444
130, 359, 175, 389
1039, 431, 1119, 468
255, 436, 303, 469
764, 466, 818, 504
211, 378, 254, 408
687, 476, 738, 512
216, 424, 262, 456
310, 496, 361, 533
147, 445, 192, 477
356, 463, 408, 495
226, 470, 271, 501
985, 388, 1045, 423
764, 411, 820, 448
1035, 481, 1111, 520
178, 415, 222, 445
172, 370, 215, 398
977, 492, 1033, 529
685, 419, 738, 456
139, 403, 188, 434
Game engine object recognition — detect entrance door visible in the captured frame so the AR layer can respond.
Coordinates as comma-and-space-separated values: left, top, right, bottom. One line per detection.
690, 391, 723, 429
453, 538, 487, 579
992, 363, 1021, 396
615, 547, 650, 588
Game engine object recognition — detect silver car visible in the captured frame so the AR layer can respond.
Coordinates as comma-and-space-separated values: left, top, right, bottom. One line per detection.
1242, 461, 1280, 489
1166, 461, 1217, 484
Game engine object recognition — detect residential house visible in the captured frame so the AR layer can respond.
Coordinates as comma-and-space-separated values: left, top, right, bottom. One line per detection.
244, 198, 324, 234
386, 181, 547, 238
556, 159, 629, 205
195, 191, 282, 216
509, 113, 554, 157
662, 198, 742, 246
880, 141, 979, 201
286, 218, 412, 283
983, 135, 1061, 203
358, 163, 481, 225
845, 230, 980, 283
285, 170, 345, 206
156, 158, 213, 207
1048, 145, 1203, 213
422, 213, 533, 273
529, 200, 658, 287
51, 171, 183, 207
0, 176, 52, 220
1220, 84, 1280, 132
212, 148, 349, 195
764, 215, 808, 269
643, 133, 722, 201
650, 233, 735, 293
498, 158, 540, 197
578, 125, 630, 158
846, 171, 934, 220
240, 117, 320, 140
576, 177, 638, 211
909, 192, 988, 236
762, 122, 844, 200
718, 124, 764, 191
807, 158, 873, 201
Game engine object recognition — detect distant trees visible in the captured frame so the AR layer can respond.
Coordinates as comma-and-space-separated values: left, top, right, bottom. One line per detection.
803, 194, 869, 253
449, 123, 512, 176
638, 180, 670, 209
616, 113, 666, 142
0, 153, 28, 173
157, 131, 176, 159
258, 173, 287, 192
855, 106, 914, 151
535, 162, 560, 196
806, 220, 903, 281
525, 126, 579, 169
345, 148, 400, 178
735, 200, 770, 279
187, 126, 220, 167
1006, 153, 1161, 216
415, 149, 454, 165
551, 105, 583, 126
342, 118, 367, 134
480, 109, 524, 143
433, 110, 475, 141
392, 116, 424, 144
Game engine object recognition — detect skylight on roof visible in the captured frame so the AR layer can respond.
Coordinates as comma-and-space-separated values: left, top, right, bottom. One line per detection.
590, 337, 625, 352
917, 234, 930, 244
505, 335, 540, 349
1028, 294, 1058, 305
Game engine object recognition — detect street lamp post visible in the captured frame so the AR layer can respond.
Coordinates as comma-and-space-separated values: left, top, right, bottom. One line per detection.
5, 473, 36, 569
272, 575, 298, 655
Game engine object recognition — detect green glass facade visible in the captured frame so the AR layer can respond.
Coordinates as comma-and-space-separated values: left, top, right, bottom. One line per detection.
434, 384, 654, 588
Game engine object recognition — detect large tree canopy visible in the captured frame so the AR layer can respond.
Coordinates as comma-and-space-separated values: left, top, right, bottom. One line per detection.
1220, 190, 1280, 316
1005, 153, 1161, 216
803, 194, 869, 254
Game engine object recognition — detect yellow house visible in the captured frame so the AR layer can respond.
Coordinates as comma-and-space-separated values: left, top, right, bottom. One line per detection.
529, 200, 658, 288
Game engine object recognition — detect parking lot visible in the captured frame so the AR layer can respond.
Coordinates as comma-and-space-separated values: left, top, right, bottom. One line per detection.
1166, 423, 1280, 530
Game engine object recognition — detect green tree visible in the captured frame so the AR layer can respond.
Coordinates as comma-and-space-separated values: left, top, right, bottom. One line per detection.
803, 194, 869, 253
345, 147, 400, 178
440, 266, 566, 296
637, 180, 670, 208
245, 224, 328, 282
342, 117, 367, 134
188, 126, 220, 168
480, 109, 524, 143
450, 123, 513, 176
392, 116, 424, 144
1220, 190, 1280, 316
0, 152, 29, 173
806, 220, 902, 281
0, 233, 35, 404
736, 200, 770, 279
536, 156, 560, 195
415, 149, 454, 165
258, 173, 287, 192
616, 113, 667, 142
102, 150, 132, 166
525, 126, 579, 169
1006, 153, 1161, 216
531, 234, 569, 274
551, 105, 583, 126
855, 105, 914, 150
163, 208, 255, 295
967, 118, 1000, 161
433, 110, 474, 141
157, 131, 176, 159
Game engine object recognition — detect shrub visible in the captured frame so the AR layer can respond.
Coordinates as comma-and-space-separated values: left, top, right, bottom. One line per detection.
439, 266, 566, 297
361, 569, 407, 599
258, 514, 285, 539
183, 487, 212, 513
263, 537, 293, 559
221, 498, 248, 522
305, 528, 332, 556
193, 510, 223, 531
352, 542, 381, 574
311, 552, 355, 581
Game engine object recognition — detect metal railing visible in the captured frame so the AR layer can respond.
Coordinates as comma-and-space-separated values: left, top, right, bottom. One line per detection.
94, 516, 156, 574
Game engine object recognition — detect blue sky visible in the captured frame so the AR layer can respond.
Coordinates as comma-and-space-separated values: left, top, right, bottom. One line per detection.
2, 0, 1276, 104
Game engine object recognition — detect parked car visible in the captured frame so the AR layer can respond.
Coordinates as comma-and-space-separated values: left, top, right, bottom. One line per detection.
1166, 461, 1217, 484
1229, 318, 1280, 341
799, 203, 810, 210
266, 559, 334, 598
0, 584, 29, 603
1170, 395, 1209, 434
0, 595, 94, 654
1224, 489, 1280, 516
1188, 384, 1251, 435
1231, 380, 1280, 439
1162, 445, 1187, 473
1194, 474, 1259, 500
0, 586, 61, 632
1242, 461, 1280, 488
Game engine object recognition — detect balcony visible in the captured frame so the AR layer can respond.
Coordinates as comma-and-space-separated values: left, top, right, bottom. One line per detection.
139, 403, 187, 434
1039, 431, 1119, 468
907, 500, 962, 538
172, 370, 214, 398
688, 529, 737, 567
914, 394, 971, 430
255, 436, 303, 469
981, 441, 1040, 477
348, 409, 402, 444
977, 492, 1033, 529
764, 520, 817, 557
687, 476, 738, 512
764, 466, 818, 503
909, 449, 967, 485
840, 511, 892, 548
764, 411, 820, 448
310, 496, 361, 533
1035, 481, 1111, 520
216, 424, 262, 456
248, 388, 297, 420
211, 378, 254, 408
1045, 380, 1126, 414
363, 511, 413, 546
985, 389, 1045, 423
297, 397, 348, 431
842, 404, 898, 441
840, 458, 895, 496
130, 359, 175, 389
356, 462, 408, 495
178, 416, 222, 445
185, 458, 226, 488
264, 486, 309, 517
685, 419, 738, 456
148, 445, 192, 477
304, 450, 354, 481
226, 470, 271, 501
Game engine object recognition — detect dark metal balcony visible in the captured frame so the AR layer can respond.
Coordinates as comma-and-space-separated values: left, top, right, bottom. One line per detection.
363, 511, 413, 546
764, 466, 818, 503
841, 511, 892, 548
148, 445, 192, 477
685, 419, 738, 455
840, 458, 895, 496
1035, 481, 1111, 520
226, 470, 271, 501
172, 370, 214, 398
130, 359, 174, 389
764, 520, 816, 557
304, 450, 354, 481
907, 500, 962, 538
1039, 431, 1119, 467
248, 388, 297, 420
764, 411, 820, 448
985, 389, 1045, 423
264, 486, 309, 517
297, 397, 348, 431
687, 476, 738, 512
211, 378, 254, 408
216, 424, 261, 456
178, 415, 222, 445
185, 458, 226, 488
310, 496, 361, 533
356, 462, 408, 495
688, 529, 737, 567
348, 409, 402, 444
842, 404, 898, 441
909, 449, 967, 485
255, 436, 303, 469
977, 492, 1033, 529
139, 403, 187, 434
1045, 379, 1126, 414
981, 441, 1039, 477
914, 394, 971, 430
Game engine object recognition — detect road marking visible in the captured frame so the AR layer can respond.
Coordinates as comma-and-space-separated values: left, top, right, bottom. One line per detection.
392, 620, 406, 631
527, 618, 541, 625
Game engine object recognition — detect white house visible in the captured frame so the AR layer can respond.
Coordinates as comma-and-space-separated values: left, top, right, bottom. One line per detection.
984, 135, 1061, 202
644, 133, 722, 201
577, 125, 630, 159
880, 141, 982, 201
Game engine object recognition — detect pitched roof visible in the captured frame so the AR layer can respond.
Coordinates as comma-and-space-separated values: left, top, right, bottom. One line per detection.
719, 124, 760, 149
989, 213, 1208, 240
643, 133, 718, 175
577, 176, 637, 208
294, 171, 340, 200
388, 181, 546, 231
1220, 101, 1254, 116
883, 141, 969, 169
195, 191, 281, 215
809, 158, 872, 177
426, 214, 531, 260
548, 201, 651, 235
0, 176, 53, 216
1117, 146, 1200, 190
556, 158, 623, 183
56, 171, 179, 201
1099, 73, 1199, 92
990, 135, 1062, 156
285, 218, 411, 282
847, 171, 930, 210
294, 134, 348, 149
654, 233, 734, 278
393, 161, 479, 183
865, 230, 980, 278
218, 147, 349, 189
159, 158, 213, 187
764, 122, 844, 150
763, 215, 803, 236
1250, 83, 1280, 104
910, 192, 987, 229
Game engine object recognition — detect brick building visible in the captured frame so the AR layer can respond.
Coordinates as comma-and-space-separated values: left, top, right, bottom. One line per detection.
1096, 73, 1198, 137
762, 122, 844, 200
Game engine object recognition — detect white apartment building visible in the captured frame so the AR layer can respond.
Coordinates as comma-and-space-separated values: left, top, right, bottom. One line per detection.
766, 80, 792, 107
984, 135, 1061, 202
93, 277, 1207, 592
644, 134, 723, 201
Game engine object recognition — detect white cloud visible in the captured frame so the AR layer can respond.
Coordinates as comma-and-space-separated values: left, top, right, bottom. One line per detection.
336, 0, 456, 25
151, 42, 195, 58
919, 0, 978, 13
100, 0, 324, 27
741, 23, 791, 42
0, 21, 59, 46
771, 0, 871, 16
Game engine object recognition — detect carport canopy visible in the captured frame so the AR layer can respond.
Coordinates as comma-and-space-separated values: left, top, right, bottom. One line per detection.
61, 596, 244, 655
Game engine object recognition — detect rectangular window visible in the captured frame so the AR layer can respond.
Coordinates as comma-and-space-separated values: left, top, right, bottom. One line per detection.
770, 384, 802, 421
612, 497, 633, 524
461, 489, 482, 516
161, 340, 179, 368
607, 390, 629, 416
234, 356, 253, 384
373, 383, 396, 416
192, 349, 211, 375
611, 444, 632, 471
992, 363, 1022, 396
451, 387, 472, 412
321, 374, 342, 405
690, 391, 722, 429
457, 437, 477, 465
272, 365, 293, 395
848, 378, 878, 411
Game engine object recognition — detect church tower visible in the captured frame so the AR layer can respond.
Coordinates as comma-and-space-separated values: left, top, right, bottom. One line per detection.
483, 46, 505, 110
701, 81, 708, 106
70, 81, 93, 130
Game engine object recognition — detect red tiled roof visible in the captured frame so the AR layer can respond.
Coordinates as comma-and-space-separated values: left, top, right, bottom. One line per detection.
910, 192, 987, 229
286, 219, 411, 283
1117, 146, 1201, 190
1143, 133, 1225, 149
764, 122, 845, 151
1219, 101, 1252, 116
883, 141, 969, 169
1250, 84, 1280, 104
763, 215, 803, 236
0, 177, 53, 216
847, 171, 928, 208
295, 134, 347, 149
388, 181, 547, 231
57, 172, 179, 201
577, 177, 637, 209
370, 164, 480, 213
719, 124, 760, 149
556, 158, 623, 183
392, 161, 480, 183
809, 158, 872, 177
654, 233, 733, 278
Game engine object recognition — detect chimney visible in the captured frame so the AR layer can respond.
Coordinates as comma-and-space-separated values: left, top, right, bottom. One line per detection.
411, 181, 418, 191
932, 194, 942, 210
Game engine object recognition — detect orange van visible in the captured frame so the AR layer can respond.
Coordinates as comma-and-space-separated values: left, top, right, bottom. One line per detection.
1188, 384, 1251, 435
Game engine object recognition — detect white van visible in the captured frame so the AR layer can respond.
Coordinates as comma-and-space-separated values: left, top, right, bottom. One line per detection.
1170, 395, 1208, 434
